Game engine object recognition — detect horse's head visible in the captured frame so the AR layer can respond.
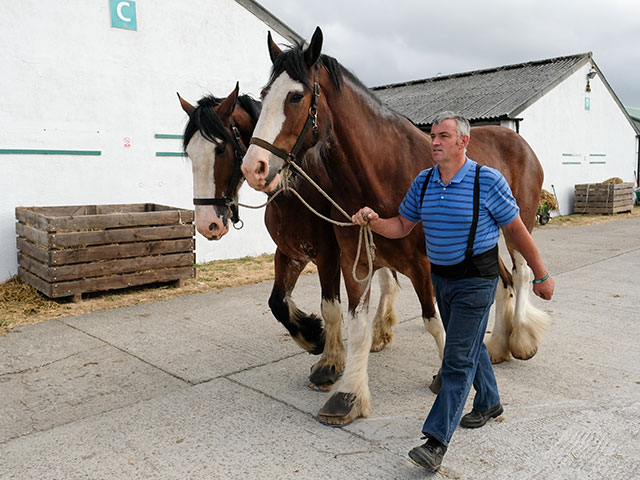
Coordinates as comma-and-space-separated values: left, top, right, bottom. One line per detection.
241, 27, 329, 193
180, 83, 251, 240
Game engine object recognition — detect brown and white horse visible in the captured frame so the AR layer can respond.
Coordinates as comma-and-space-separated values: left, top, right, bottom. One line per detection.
179, 84, 401, 390
241, 28, 550, 425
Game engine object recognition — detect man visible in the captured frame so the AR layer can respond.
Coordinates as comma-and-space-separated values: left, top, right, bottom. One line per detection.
351, 112, 555, 472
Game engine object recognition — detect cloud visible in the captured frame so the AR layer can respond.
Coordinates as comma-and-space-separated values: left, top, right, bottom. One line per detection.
259, 0, 640, 106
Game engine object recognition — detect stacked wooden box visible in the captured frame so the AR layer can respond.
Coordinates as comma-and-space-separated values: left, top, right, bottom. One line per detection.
16, 204, 195, 300
573, 182, 634, 214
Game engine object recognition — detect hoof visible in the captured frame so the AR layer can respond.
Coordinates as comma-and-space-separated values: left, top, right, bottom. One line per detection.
371, 340, 391, 353
486, 336, 512, 364
509, 331, 539, 360
511, 345, 538, 361
489, 350, 512, 364
371, 321, 394, 352
317, 392, 357, 427
429, 368, 442, 394
308, 364, 341, 391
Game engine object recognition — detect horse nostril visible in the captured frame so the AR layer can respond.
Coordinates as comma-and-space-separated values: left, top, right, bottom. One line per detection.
256, 160, 267, 176
209, 223, 217, 232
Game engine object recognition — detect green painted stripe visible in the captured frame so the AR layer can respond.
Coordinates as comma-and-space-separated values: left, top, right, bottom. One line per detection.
589, 161, 606, 164
155, 134, 183, 139
589, 153, 606, 157
562, 161, 581, 165
0, 149, 101, 156
562, 153, 581, 157
156, 152, 187, 157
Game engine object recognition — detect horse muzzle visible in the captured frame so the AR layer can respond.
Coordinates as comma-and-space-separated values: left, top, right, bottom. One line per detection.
242, 144, 285, 192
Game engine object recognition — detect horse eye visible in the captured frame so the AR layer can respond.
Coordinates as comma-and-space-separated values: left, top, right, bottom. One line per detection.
290, 93, 304, 104
214, 143, 226, 155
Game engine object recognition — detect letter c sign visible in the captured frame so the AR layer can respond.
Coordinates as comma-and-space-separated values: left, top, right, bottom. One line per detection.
109, 0, 137, 31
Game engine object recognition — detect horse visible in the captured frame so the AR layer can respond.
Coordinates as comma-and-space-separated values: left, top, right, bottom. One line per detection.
178, 83, 401, 390
241, 27, 550, 426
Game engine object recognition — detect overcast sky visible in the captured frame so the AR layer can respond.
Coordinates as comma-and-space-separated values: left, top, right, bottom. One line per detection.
256, 0, 640, 108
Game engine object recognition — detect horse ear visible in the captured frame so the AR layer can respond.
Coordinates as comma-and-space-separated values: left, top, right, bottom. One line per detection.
267, 31, 282, 64
177, 92, 195, 117
304, 26, 323, 68
217, 82, 239, 122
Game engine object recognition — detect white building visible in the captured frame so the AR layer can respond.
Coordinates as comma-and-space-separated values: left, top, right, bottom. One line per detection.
0, 0, 299, 282
373, 53, 640, 215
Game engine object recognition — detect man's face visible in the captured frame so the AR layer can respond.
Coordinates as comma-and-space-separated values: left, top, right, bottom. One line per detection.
430, 119, 466, 163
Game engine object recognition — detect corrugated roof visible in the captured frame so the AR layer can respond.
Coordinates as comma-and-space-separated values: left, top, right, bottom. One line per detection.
372, 53, 592, 125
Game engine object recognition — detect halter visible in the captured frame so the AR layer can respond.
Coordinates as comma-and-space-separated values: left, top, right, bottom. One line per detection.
249, 69, 320, 184
192, 119, 246, 229
247, 66, 377, 310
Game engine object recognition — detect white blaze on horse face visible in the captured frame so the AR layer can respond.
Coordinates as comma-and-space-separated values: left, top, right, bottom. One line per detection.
242, 73, 304, 192
186, 131, 229, 240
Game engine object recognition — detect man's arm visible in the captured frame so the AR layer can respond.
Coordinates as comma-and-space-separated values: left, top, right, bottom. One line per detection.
352, 207, 417, 239
502, 215, 555, 300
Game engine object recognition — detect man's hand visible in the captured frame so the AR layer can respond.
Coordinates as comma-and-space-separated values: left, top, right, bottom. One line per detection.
351, 208, 416, 239
533, 276, 555, 300
352, 207, 379, 226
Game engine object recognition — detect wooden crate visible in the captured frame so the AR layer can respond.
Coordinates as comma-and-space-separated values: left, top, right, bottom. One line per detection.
16, 203, 195, 300
574, 182, 634, 214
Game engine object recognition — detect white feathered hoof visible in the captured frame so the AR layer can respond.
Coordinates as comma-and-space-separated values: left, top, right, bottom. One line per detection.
508, 329, 539, 360
485, 333, 513, 364
317, 392, 366, 426
370, 328, 394, 352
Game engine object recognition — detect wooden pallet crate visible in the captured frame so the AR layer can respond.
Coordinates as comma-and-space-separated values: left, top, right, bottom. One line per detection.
574, 182, 634, 214
15, 203, 195, 300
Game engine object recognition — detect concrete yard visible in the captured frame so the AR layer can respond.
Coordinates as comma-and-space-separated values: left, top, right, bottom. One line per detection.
1, 217, 639, 479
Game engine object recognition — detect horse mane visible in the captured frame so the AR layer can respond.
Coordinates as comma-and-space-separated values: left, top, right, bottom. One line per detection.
182, 95, 234, 152
269, 42, 386, 108
236, 94, 262, 122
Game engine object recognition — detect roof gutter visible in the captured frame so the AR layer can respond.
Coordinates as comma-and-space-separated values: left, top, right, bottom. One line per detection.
235, 0, 304, 45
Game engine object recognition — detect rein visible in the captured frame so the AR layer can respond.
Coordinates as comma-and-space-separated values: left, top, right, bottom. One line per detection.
193, 120, 246, 229
246, 67, 376, 310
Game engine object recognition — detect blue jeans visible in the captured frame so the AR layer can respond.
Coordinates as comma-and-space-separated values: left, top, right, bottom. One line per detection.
422, 274, 500, 446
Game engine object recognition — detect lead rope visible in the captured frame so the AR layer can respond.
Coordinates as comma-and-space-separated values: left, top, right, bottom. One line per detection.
236, 161, 376, 313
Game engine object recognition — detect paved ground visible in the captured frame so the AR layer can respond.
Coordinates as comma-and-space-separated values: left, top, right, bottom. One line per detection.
1, 217, 639, 479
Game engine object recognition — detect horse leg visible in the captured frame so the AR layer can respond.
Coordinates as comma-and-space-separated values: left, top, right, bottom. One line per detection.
308, 250, 345, 391
485, 257, 515, 364
406, 262, 445, 393
508, 249, 551, 360
317, 262, 373, 426
269, 248, 324, 354
370, 267, 400, 352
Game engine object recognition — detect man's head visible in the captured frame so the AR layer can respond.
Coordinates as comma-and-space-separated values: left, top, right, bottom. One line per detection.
432, 112, 470, 140
430, 112, 470, 164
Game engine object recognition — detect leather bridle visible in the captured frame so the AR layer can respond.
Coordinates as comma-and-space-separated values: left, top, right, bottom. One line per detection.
249, 69, 320, 184
192, 120, 245, 228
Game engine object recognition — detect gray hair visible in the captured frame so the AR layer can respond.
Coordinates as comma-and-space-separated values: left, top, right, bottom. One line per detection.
431, 111, 471, 140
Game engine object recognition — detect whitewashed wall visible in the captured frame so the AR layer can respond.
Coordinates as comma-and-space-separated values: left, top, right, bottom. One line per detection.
0, 0, 288, 281
517, 62, 637, 215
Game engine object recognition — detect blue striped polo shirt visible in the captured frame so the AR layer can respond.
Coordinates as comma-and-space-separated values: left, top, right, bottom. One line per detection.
399, 158, 519, 266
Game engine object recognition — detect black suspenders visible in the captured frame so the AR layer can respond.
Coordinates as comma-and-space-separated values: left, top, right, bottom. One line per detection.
420, 163, 482, 260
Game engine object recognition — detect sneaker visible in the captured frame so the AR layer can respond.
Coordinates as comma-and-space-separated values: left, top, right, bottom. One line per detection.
408, 437, 447, 472
460, 403, 504, 428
